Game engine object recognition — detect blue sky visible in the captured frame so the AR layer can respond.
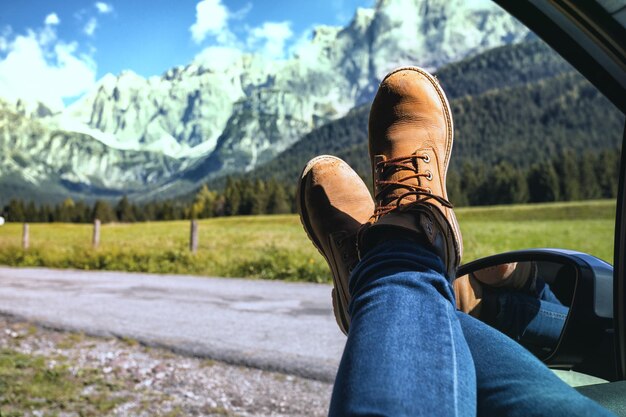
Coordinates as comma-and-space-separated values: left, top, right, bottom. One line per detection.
0, 0, 373, 109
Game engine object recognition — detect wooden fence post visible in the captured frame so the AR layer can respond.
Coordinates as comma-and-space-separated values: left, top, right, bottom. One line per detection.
190, 219, 199, 253
22, 223, 29, 250
93, 219, 101, 248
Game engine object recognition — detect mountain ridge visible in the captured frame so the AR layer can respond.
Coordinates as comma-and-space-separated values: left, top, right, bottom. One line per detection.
241, 41, 623, 192
53, 0, 528, 161
1, 0, 536, 202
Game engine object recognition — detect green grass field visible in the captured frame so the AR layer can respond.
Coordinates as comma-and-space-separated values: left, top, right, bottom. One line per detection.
0, 200, 616, 283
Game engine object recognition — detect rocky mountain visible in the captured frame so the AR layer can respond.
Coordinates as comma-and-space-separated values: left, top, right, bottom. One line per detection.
2, 0, 531, 202
244, 40, 624, 189
0, 100, 184, 201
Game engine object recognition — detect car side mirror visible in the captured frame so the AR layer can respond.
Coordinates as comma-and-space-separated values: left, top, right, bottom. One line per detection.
456, 249, 616, 381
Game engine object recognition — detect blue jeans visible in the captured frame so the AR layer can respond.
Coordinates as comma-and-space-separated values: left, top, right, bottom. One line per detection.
488, 281, 569, 350
329, 240, 614, 417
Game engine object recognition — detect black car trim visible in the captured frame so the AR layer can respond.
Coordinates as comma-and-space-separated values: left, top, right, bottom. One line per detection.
614, 124, 626, 380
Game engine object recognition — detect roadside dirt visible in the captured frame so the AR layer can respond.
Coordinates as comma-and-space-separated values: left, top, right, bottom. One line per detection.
0, 314, 333, 416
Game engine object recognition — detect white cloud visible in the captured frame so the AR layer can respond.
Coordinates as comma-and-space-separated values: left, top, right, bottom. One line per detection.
94, 2, 114, 14
247, 21, 293, 59
190, 0, 230, 44
188, 1, 296, 60
0, 27, 12, 53
37, 25, 57, 46
194, 46, 242, 71
73, 8, 88, 21
84, 18, 98, 36
289, 27, 317, 61
44, 13, 60, 26
231, 3, 252, 21
0, 27, 96, 112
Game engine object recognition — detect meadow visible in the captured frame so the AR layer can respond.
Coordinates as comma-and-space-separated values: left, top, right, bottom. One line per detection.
0, 200, 616, 283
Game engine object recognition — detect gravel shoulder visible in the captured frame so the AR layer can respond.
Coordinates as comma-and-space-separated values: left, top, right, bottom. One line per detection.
0, 314, 333, 417
0, 267, 346, 382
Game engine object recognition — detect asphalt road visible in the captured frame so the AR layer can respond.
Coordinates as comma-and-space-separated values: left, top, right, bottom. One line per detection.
0, 266, 346, 382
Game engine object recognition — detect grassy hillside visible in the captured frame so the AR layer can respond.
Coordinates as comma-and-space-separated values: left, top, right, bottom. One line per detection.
0, 200, 615, 282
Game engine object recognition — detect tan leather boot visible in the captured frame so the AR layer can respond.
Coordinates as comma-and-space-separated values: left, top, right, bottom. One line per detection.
454, 273, 483, 318
473, 262, 536, 290
454, 262, 537, 318
359, 66, 463, 277
297, 155, 375, 335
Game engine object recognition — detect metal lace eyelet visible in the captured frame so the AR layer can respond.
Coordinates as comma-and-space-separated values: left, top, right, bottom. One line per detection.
341, 252, 349, 261
426, 188, 432, 193
422, 154, 430, 163
426, 171, 433, 181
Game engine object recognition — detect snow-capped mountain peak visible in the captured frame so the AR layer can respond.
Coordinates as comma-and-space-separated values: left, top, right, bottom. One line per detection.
3, 0, 530, 197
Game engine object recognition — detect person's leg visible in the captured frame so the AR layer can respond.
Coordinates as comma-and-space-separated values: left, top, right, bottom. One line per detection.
458, 312, 615, 417
455, 265, 569, 349
329, 66, 471, 416
489, 288, 568, 348
329, 240, 476, 417
536, 280, 564, 305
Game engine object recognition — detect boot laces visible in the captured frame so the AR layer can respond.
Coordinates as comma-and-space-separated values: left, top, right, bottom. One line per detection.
374, 153, 453, 218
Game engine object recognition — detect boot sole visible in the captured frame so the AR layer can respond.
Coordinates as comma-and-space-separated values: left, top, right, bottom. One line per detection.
296, 155, 351, 335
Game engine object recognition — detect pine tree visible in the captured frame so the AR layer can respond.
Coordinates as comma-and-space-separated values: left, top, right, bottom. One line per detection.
38, 204, 53, 222
25, 201, 38, 222
488, 162, 528, 205
237, 179, 255, 215
286, 184, 297, 213
597, 150, 619, 198
7, 199, 26, 222
555, 149, 581, 201
55, 198, 75, 222
74, 201, 89, 223
223, 177, 241, 216
447, 171, 468, 207
213, 195, 226, 217
460, 162, 488, 206
92, 200, 117, 223
157, 200, 175, 221
579, 151, 601, 200
116, 196, 135, 222
171, 203, 186, 220
191, 184, 217, 218
267, 181, 290, 214
250, 179, 268, 215
527, 162, 560, 202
